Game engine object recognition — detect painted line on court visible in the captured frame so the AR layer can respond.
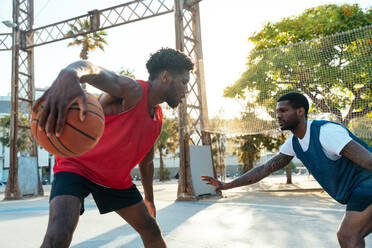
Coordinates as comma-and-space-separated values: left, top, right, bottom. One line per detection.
190, 201, 345, 213
0, 204, 97, 213
0, 201, 344, 214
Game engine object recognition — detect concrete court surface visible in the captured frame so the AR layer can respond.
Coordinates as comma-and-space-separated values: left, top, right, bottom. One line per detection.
0, 175, 371, 248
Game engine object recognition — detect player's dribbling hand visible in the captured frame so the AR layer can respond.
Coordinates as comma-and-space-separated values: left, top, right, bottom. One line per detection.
144, 198, 156, 218
32, 70, 88, 137
201, 176, 228, 191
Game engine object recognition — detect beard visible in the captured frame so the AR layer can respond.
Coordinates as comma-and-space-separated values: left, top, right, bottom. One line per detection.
166, 96, 179, 108
165, 83, 180, 108
279, 116, 300, 131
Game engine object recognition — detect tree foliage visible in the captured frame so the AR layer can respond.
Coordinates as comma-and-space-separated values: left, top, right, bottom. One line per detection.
224, 4, 372, 127
155, 115, 178, 181
0, 115, 32, 154
66, 19, 108, 60
234, 132, 286, 174
225, 111, 286, 173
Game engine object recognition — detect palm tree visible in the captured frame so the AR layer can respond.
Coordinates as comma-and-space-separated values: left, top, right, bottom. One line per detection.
66, 19, 108, 60
155, 116, 178, 181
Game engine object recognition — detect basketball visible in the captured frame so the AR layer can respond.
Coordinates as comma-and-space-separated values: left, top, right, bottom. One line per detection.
31, 92, 105, 157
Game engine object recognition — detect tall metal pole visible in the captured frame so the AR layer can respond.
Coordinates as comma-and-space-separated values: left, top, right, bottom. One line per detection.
5, 0, 38, 199
6, 0, 21, 200
175, 0, 195, 200
176, 0, 212, 200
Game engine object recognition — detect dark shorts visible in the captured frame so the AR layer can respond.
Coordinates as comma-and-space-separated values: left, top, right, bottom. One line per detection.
50, 172, 143, 215
346, 179, 372, 212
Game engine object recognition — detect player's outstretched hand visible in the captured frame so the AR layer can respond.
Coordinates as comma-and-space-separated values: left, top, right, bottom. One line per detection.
201, 176, 228, 191
32, 70, 87, 137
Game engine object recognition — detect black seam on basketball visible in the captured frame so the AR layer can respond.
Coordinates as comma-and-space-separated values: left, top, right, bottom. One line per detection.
50, 135, 74, 156
65, 121, 96, 141
69, 105, 101, 113
68, 107, 104, 121
87, 102, 103, 112
47, 136, 70, 156
70, 102, 102, 112
55, 137, 78, 155
88, 102, 104, 115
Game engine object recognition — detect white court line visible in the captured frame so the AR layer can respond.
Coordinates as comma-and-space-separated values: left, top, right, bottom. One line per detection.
212, 201, 345, 212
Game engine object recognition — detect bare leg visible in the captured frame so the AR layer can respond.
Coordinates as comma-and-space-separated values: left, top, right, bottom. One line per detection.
337, 204, 372, 248
116, 201, 166, 248
40, 195, 81, 248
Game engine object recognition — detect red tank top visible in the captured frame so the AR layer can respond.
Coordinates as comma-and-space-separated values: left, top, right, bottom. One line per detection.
53, 80, 163, 189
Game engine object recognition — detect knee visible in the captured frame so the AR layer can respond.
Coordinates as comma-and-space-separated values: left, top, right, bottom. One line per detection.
337, 229, 349, 246
42, 225, 74, 248
139, 217, 162, 238
337, 228, 362, 248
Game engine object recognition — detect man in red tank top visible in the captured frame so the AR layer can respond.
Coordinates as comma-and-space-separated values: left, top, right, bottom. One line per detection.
33, 48, 193, 248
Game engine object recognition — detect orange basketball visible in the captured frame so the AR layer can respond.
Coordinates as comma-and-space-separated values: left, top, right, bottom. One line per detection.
31, 93, 105, 157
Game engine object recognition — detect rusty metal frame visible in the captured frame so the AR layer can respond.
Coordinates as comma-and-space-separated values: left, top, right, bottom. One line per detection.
0, 33, 12, 50
5, 0, 40, 199
175, 0, 212, 200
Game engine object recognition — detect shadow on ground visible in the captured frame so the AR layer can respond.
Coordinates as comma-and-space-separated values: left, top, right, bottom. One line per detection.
71, 200, 213, 248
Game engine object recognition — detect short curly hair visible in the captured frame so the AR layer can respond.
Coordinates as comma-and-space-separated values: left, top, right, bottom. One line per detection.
146, 48, 194, 80
278, 92, 309, 118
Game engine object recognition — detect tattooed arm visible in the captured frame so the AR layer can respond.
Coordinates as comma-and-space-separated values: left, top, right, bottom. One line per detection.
202, 153, 293, 190
341, 140, 372, 171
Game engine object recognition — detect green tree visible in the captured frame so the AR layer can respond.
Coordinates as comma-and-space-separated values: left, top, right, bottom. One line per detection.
66, 19, 108, 60
224, 4, 372, 127
0, 115, 32, 154
155, 116, 178, 181
235, 132, 286, 174
232, 111, 287, 175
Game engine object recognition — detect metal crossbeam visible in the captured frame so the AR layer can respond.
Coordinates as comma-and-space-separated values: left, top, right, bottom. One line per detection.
26, 0, 173, 48
0, 33, 12, 50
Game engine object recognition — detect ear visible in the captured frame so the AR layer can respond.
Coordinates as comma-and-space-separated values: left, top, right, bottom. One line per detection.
160, 71, 171, 84
297, 107, 305, 118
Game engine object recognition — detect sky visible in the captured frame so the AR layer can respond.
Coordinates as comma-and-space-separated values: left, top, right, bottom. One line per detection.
0, 0, 370, 119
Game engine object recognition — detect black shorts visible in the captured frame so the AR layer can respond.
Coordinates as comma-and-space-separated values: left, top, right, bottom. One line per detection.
50, 172, 143, 215
346, 179, 372, 212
